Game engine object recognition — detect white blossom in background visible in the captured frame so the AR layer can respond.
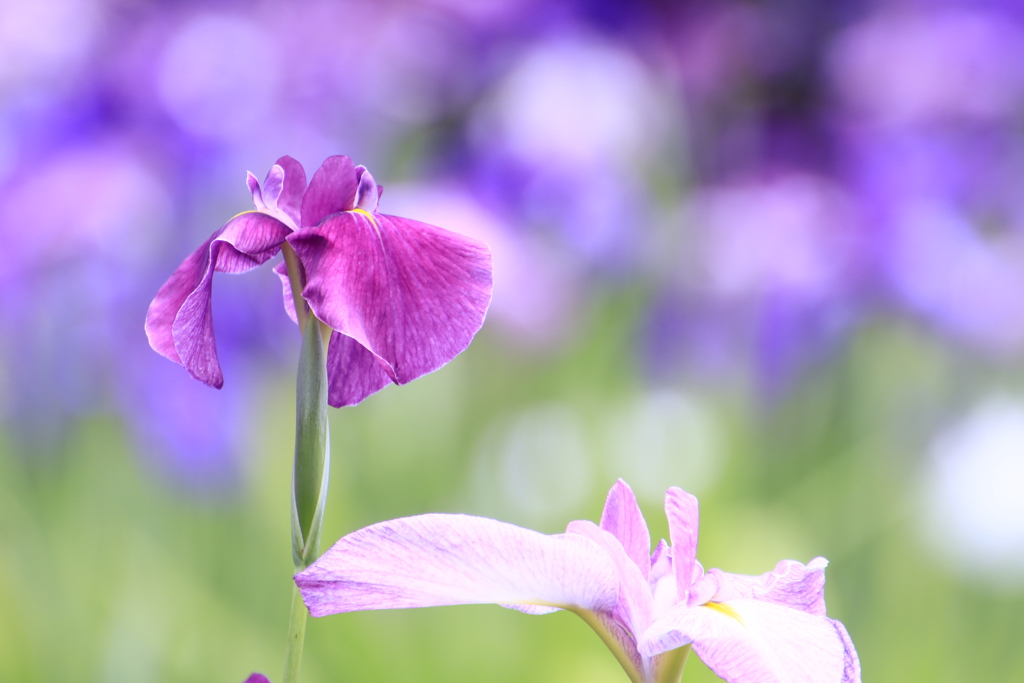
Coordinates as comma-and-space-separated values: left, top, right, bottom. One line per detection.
921, 395, 1024, 585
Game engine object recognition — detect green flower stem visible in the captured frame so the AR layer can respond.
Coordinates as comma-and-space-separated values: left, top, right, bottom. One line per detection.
283, 307, 332, 683
282, 581, 310, 683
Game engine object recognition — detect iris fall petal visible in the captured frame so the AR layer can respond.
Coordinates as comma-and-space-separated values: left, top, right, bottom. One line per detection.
295, 513, 620, 617
145, 211, 292, 387
287, 210, 492, 407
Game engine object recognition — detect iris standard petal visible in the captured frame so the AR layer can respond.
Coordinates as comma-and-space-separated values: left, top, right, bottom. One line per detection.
664, 487, 700, 597
599, 479, 652, 579
288, 211, 492, 398
300, 155, 359, 228
145, 212, 291, 387
271, 155, 306, 227
707, 558, 829, 617
640, 599, 859, 683
324, 330, 393, 407
296, 514, 619, 617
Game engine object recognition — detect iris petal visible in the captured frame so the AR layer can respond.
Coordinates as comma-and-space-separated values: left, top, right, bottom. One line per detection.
300, 155, 359, 227
599, 479, 653, 579
640, 599, 858, 683
145, 212, 291, 387
664, 487, 700, 597
295, 514, 619, 617
288, 210, 492, 406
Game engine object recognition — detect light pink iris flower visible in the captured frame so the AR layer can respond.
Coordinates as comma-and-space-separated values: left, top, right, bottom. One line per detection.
145, 155, 493, 406
296, 480, 860, 683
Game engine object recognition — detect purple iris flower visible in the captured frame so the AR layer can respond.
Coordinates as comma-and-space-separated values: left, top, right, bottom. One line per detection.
296, 480, 860, 683
146, 155, 493, 407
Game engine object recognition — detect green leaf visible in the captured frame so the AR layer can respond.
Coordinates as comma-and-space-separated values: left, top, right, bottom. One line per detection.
291, 314, 330, 569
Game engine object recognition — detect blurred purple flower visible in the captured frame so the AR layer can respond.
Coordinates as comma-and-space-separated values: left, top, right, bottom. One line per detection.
297, 480, 860, 683
831, 6, 1024, 354
242, 674, 270, 683
147, 154, 493, 407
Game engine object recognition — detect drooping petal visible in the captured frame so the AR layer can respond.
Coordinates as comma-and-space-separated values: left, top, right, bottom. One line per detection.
567, 520, 654, 639
706, 559, 829, 617
288, 211, 492, 397
599, 479, 652, 579
145, 212, 291, 387
273, 261, 298, 324
296, 514, 619, 617
664, 487, 700, 597
324, 330, 393, 407
640, 600, 860, 683
300, 155, 358, 228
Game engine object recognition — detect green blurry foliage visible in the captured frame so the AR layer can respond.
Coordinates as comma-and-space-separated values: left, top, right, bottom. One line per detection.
1, 299, 1024, 682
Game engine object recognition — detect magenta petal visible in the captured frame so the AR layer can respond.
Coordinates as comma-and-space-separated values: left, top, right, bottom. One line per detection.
599, 479, 652, 579
295, 514, 619, 617
325, 331, 393, 407
708, 558, 829, 617
243, 675, 271, 683
272, 261, 298, 324
354, 166, 380, 211
300, 155, 358, 227
640, 600, 860, 683
145, 212, 291, 387
272, 155, 306, 227
664, 487, 700, 597
288, 211, 493, 394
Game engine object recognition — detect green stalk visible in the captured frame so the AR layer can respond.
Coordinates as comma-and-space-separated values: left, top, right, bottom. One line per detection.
283, 308, 332, 683
282, 582, 309, 683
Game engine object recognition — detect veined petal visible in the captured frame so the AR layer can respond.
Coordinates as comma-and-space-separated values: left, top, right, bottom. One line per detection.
288, 211, 492, 395
145, 212, 291, 387
640, 599, 860, 683
567, 519, 654, 640
707, 559, 829, 617
270, 155, 307, 228
249, 157, 306, 229
325, 331, 393, 407
664, 487, 700, 597
599, 479, 652, 579
296, 514, 619, 617
301, 155, 358, 227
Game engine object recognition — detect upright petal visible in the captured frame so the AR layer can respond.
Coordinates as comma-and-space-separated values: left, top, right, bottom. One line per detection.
707, 558, 829, 617
567, 520, 654, 638
249, 157, 306, 229
640, 600, 860, 683
599, 479, 652, 579
288, 211, 492, 399
354, 166, 380, 211
296, 514, 619, 617
325, 331, 393, 407
243, 675, 271, 683
300, 155, 358, 228
145, 212, 291, 387
664, 487, 700, 596
272, 155, 307, 227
